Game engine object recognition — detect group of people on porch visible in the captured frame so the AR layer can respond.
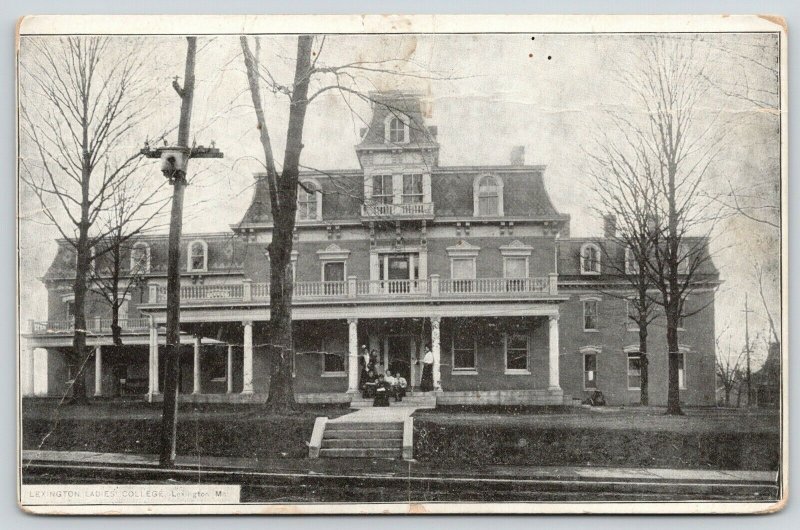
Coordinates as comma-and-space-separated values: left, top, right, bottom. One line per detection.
358, 344, 435, 403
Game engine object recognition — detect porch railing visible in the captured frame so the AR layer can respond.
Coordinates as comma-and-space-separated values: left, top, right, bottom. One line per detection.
29, 317, 150, 335
360, 201, 434, 219
146, 274, 557, 304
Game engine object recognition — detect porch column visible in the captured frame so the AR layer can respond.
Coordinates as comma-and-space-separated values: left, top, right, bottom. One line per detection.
94, 345, 103, 397
242, 320, 254, 394
25, 346, 36, 396
148, 318, 159, 396
431, 316, 442, 391
226, 344, 234, 394
193, 335, 201, 394
548, 314, 561, 390
347, 318, 359, 393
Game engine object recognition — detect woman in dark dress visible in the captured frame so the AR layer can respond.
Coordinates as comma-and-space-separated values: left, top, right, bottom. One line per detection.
419, 345, 434, 392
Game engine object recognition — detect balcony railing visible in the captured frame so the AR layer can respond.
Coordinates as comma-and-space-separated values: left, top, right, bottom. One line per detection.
146, 274, 558, 305
29, 317, 150, 335
360, 201, 434, 219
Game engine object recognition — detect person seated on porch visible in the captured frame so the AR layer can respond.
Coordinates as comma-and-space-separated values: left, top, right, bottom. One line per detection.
373, 374, 391, 407
385, 370, 407, 402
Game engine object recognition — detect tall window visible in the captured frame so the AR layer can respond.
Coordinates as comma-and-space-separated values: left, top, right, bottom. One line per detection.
452, 334, 476, 371
323, 261, 345, 295
627, 352, 642, 389
402, 174, 423, 204
388, 117, 406, 143
65, 300, 75, 321
504, 256, 528, 291
580, 243, 601, 274
371, 175, 393, 205
451, 257, 476, 293
298, 180, 320, 220
505, 333, 529, 372
323, 340, 346, 373
625, 248, 639, 275
583, 299, 599, 331
678, 352, 687, 389
476, 175, 500, 216
584, 353, 598, 389
208, 353, 227, 382
188, 240, 207, 272
130, 242, 150, 273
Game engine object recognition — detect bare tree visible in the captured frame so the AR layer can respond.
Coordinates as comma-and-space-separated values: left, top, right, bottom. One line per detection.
20, 37, 151, 403
618, 36, 726, 415
587, 124, 662, 406
715, 327, 744, 407
91, 179, 169, 345
239, 35, 452, 410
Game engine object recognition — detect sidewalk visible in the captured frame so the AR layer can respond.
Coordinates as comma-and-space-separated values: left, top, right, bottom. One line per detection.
22, 449, 778, 485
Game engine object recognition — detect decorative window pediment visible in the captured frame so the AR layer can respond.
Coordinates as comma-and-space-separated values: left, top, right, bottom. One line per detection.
499, 240, 533, 257
316, 243, 351, 261
446, 240, 481, 258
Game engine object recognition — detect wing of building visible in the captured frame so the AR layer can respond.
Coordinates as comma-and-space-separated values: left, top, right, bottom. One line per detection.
24, 91, 720, 407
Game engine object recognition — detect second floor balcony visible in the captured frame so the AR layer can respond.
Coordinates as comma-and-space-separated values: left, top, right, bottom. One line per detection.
360, 201, 434, 221
28, 317, 150, 336
145, 274, 559, 306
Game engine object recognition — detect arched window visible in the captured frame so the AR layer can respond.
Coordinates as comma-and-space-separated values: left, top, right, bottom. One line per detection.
187, 240, 208, 272
473, 175, 504, 216
580, 243, 601, 274
388, 117, 406, 143
130, 242, 151, 273
297, 179, 322, 220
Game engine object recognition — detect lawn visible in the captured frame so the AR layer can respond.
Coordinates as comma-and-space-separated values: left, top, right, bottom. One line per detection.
22, 399, 349, 460
413, 406, 781, 470
21, 400, 781, 471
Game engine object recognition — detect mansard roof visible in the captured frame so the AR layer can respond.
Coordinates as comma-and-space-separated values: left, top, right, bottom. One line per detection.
557, 237, 719, 279
236, 165, 564, 227
42, 233, 248, 282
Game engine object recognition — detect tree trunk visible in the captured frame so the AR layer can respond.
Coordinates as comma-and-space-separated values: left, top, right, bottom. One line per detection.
666, 315, 683, 415
111, 250, 123, 346
263, 35, 314, 412
638, 324, 649, 406
724, 386, 731, 407
69, 232, 90, 405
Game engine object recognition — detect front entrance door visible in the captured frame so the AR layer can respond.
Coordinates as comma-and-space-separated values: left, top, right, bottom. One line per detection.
385, 335, 414, 386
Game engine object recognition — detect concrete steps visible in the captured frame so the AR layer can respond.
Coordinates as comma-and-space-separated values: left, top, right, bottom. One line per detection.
318, 421, 404, 459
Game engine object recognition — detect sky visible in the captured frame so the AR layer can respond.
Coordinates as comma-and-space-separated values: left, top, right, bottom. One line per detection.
17, 32, 782, 369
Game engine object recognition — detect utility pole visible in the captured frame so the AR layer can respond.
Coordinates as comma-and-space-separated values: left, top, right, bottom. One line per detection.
141, 37, 222, 467
742, 294, 754, 407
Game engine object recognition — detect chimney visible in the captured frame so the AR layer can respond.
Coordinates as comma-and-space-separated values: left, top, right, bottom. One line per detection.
510, 145, 525, 166
603, 214, 617, 238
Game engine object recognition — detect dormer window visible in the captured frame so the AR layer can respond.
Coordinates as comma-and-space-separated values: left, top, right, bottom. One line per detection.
580, 243, 601, 275
188, 240, 208, 272
297, 178, 322, 221
384, 114, 410, 144
388, 117, 406, 143
130, 242, 151, 274
473, 175, 504, 216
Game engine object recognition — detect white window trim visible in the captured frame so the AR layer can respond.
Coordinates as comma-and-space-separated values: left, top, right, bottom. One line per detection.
581, 296, 601, 332
500, 240, 532, 279
580, 346, 601, 391
130, 242, 151, 274
626, 351, 643, 390
473, 174, 504, 217
384, 113, 411, 145
580, 243, 602, 275
451, 336, 477, 374
297, 178, 323, 221
503, 332, 531, 375
187, 240, 208, 272
447, 240, 480, 280
317, 244, 351, 282
624, 248, 639, 275
677, 346, 691, 390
